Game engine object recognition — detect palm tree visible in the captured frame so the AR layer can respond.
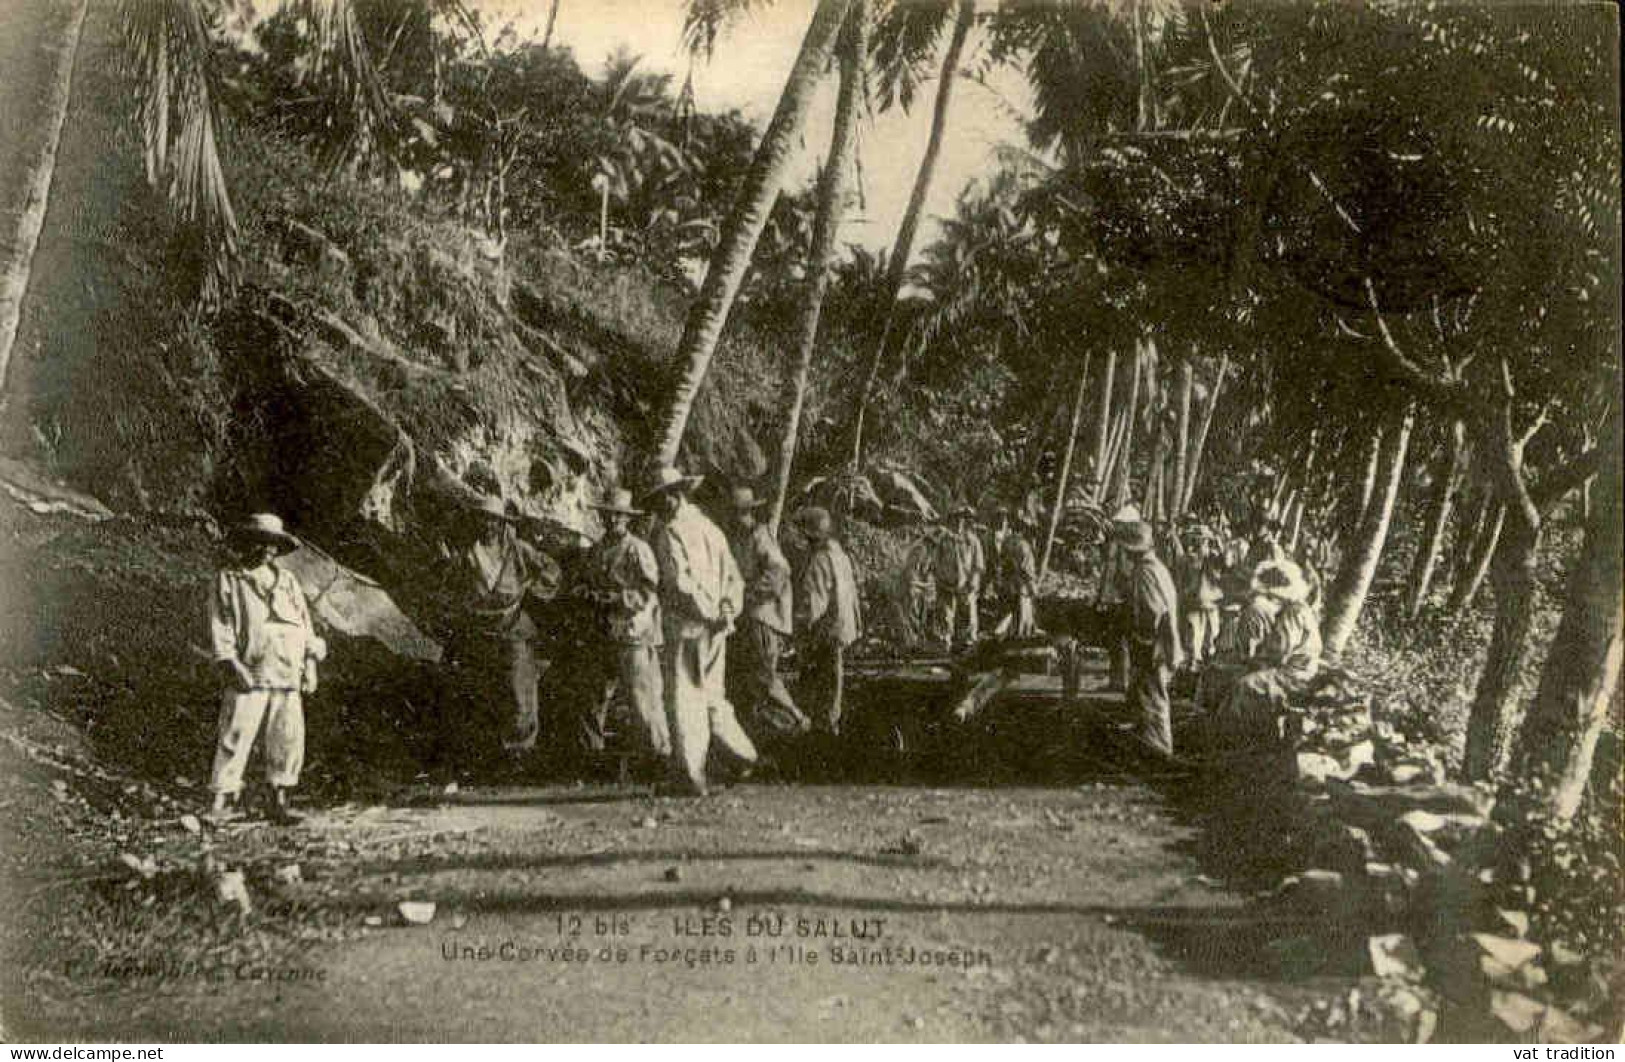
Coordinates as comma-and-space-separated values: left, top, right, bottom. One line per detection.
768, 1, 868, 535
653, 0, 855, 466
116, 0, 478, 302
845, 0, 977, 471
0, 0, 92, 391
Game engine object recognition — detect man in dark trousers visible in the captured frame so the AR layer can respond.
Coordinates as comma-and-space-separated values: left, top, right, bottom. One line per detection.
794, 507, 862, 737
727, 486, 810, 745
438, 495, 557, 780
1118, 519, 1184, 758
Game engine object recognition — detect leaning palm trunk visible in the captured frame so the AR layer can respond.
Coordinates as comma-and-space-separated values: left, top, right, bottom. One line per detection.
768, 0, 866, 537
1451, 503, 1505, 612
1405, 418, 1467, 621
1180, 352, 1227, 512
1353, 425, 1384, 530
1111, 339, 1145, 510
1172, 358, 1193, 515
1498, 419, 1623, 821
0, 0, 91, 391
846, 0, 974, 470
655, 0, 853, 466
1039, 354, 1091, 579
1321, 404, 1416, 660
1090, 348, 1118, 501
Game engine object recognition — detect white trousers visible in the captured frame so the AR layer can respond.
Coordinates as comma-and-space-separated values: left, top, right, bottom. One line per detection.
664, 632, 756, 786
211, 688, 303, 794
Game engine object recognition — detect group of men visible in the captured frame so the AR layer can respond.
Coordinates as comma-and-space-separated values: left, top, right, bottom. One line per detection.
897, 506, 1043, 652
1097, 504, 1327, 761
439, 466, 862, 797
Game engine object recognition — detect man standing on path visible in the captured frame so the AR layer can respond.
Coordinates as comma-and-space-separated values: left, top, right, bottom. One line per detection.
1119, 519, 1184, 758
207, 513, 326, 824
578, 487, 670, 773
933, 506, 985, 651
794, 507, 862, 736
727, 486, 811, 744
647, 466, 757, 796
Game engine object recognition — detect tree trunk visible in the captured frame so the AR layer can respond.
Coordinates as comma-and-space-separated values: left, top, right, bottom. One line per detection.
1449, 488, 1490, 599
540, 0, 562, 50
1406, 418, 1467, 621
655, 0, 853, 466
1141, 353, 1164, 518
767, 1, 866, 537
1090, 348, 1118, 502
846, 0, 975, 469
1099, 408, 1129, 506
1039, 354, 1091, 580
1111, 339, 1145, 510
1498, 418, 1623, 821
1321, 404, 1416, 660
1172, 358, 1193, 515
1180, 352, 1227, 512
1353, 425, 1383, 530
1451, 503, 1504, 612
0, 0, 91, 392
1462, 408, 1547, 782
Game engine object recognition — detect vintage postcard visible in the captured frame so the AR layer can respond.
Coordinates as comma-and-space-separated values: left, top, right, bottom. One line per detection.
0, 0, 1619, 1045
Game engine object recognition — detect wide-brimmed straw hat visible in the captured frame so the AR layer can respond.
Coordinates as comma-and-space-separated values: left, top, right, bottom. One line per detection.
1110, 502, 1143, 526
1116, 520, 1156, 554
1253, 560, 1309, 603
730, 486, 768, 511
797, 506, 833, 538
643, 465, 703, 500
589, 488, 643, 516
231, 513, 300, 554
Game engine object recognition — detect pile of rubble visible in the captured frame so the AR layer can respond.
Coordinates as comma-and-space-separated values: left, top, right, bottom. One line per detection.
1205, 669, 1609, 1043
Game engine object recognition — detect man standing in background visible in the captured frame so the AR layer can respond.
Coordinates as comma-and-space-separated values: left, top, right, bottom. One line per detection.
1119, 519, 1184, 758
933, 506, 985, 651
794, 507, 862, 737
727, 485, 810, 744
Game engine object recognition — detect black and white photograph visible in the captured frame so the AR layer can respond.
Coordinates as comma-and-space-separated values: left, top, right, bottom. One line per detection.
0, 0, 1619, 1045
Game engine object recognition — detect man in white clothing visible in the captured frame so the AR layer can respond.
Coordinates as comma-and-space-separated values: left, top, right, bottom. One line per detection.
646, 466, 757, 796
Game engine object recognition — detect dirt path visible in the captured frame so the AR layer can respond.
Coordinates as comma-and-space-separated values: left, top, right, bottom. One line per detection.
23, 776, 1332, 1042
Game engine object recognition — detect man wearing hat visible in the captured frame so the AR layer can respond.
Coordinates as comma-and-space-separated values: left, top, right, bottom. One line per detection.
1176, 524, 1224, 668
932, 505, 985, 651
727, 486, 810, 744
1096, 503, 1144, 691
1220, 564, 1322, 742
207, 513, 326, 823
646, 466, 757, 796
794, 507, 862, 736
577, 487, 669, 767
439, 493, 556, 778
994, 508, 1040, 639
1118, 519, 1184, 758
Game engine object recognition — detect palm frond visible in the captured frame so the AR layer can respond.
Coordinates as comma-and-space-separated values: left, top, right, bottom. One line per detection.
683, 0, 774, 60
119, 0, 239, 301
870, 0, 953, 112
284, 0, 395, 169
